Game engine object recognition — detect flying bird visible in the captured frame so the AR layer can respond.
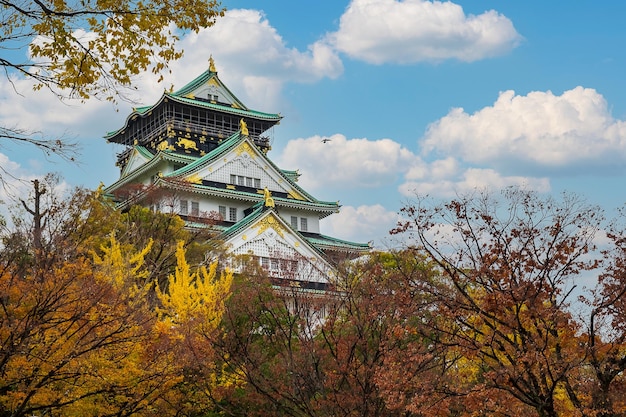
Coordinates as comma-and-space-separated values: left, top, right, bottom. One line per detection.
321, 138, 331, 143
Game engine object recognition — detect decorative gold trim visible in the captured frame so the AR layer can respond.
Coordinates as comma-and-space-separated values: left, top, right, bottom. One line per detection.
255, 214, 285, 238
287, 190, 306, 201
239, 118, 249, 136
186, 174, 203, 184
167, 124, 175, 138
209, 55, 217, 72
176, 138, 198, 151
263, 187, 275, 208
235, 142, 256, 159
156, 140, 170, 151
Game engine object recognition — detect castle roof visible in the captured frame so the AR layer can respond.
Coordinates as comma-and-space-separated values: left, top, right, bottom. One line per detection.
104, 131, 340, 218
105, 65, 281, 143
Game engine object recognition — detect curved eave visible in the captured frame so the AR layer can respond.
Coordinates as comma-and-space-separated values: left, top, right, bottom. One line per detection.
105, 150, 198, 194
161, 178, 339, 217
104, 93, 169, 140
170, 94, 281, 121
303, 234, 371, 253
104, 92, 281, 142
134, 145, 154, 159
280, 169, 300, 182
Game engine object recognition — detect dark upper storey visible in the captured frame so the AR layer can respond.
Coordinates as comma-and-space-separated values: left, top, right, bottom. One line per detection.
105, 59, 282, 172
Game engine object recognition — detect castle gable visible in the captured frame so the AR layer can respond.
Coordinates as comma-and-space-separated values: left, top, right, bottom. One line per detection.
180, 137, 310, 202
183, 77, 240, 107
121, 147, 154, 178
224, 209, 332, 285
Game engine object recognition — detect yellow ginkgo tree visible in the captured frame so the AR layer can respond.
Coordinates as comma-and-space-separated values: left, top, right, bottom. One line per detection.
0, 235, 178, 416
156, 240, 232, 330
154, 240, 234, 413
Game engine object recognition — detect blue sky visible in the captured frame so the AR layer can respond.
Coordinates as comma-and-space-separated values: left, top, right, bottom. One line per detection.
2, 0, 626, 247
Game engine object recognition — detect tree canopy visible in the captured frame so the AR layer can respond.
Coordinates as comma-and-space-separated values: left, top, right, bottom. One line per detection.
1, 0, 224, 100
0, 0, 224, 164
5, 179, 626, 416
0, 181, 233, 416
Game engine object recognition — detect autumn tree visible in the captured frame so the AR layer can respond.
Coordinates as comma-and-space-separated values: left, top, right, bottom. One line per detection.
355, 250, 470, 417
0, 0, 224, 164
392, 188, 604, 417
0, 179, 232, 416
0, 230, 179, 416
209, 251, 443, 417
311, 250, 440, 417
211, 268, 325, 416
577, 206, 626, 417
152, 241, 234, 415
1, 0, 224, 99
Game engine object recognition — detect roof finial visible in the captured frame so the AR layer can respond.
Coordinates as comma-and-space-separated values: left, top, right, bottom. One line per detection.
240, 118, 249, 136
209, 55, 216, 73
263, 187, 275, 208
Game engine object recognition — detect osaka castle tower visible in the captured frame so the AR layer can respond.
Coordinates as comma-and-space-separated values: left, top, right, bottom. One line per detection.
103, 57, 370, 289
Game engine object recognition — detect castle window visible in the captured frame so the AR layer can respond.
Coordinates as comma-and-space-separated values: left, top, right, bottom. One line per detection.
300, 218, 308, 232
291, 216, 298, 229
180, 200, 188, 215
229, 207, 237, 222
191, 201, 200, 216
219, 205, 226, 219
260, 257, 270, 270
232, 175, 260, 188
258, 256, 299, 275
270, 258, 281, 271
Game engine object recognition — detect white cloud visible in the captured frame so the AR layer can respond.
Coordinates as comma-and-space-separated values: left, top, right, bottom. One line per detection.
400, 166, 550, 198
0, 75, 118, 137
278, 132, 550, 201
322, 204, 400, 246
151, 9, 343, 110
277, 133, 419, 190
327, 0, 522, 64
1, 8, 343, 140
422, 87, 626, 172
